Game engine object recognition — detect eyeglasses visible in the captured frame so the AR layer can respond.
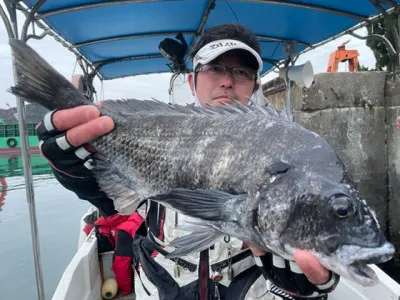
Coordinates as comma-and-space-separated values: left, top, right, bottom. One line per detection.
196, 64, 257, 81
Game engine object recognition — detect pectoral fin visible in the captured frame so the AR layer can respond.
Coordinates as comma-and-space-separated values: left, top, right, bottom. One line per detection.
166, 223, 223, 258
151, 188, 245, 221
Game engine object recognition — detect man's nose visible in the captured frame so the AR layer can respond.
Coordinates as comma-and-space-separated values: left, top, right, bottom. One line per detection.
219, 71, 234, 88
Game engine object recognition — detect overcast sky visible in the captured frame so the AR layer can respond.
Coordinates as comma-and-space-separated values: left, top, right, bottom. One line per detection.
0, 8, 377, 109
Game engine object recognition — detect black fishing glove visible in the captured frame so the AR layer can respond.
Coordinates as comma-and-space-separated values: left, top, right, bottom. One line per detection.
36, 110, 117, 216
254, 252, 339, 299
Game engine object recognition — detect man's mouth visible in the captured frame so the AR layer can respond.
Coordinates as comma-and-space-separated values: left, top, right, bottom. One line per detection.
214, 95, 231, 100
211, 95, 238, 105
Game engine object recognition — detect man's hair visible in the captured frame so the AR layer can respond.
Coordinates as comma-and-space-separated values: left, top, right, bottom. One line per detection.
189, 23, 261, 58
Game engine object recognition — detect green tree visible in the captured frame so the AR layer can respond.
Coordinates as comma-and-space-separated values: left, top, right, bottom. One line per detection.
365, 12, 399, 71
357, 63, 372, 71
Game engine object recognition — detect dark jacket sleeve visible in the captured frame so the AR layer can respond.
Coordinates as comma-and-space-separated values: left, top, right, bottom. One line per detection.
53, 170, 118, 217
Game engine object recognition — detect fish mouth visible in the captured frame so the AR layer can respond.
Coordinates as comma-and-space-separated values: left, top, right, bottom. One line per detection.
347, 262, 377, 285
336, 242, 395, 286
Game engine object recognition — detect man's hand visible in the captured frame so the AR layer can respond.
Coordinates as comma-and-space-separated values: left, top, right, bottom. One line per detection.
36, 105, 117, 216
249, 245, 339, 298
396, 116, 400, 131
37, 105, 114, 177
51, 105, 114, 147
293, 250, 329, 284
248, 246, 329, 284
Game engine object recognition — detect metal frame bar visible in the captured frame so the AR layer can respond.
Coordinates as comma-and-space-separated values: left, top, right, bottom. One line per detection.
102, 68, 171, 80
94, 53, 164, 70
370, 0, 393, 15
374, 0, 398, 7
4, 0, 17, 27
258, 35, 311, 47
26, 29, 51, 42
262, 58, 281, 71
235, 0, 368, 21
21, 0, 46, 42
348, 31, 397, 56
73, 31, 195, 48
1, 1, 46, 300
71, 31, 310, 51
0, 4, 14, 38
187, 0, 216, 55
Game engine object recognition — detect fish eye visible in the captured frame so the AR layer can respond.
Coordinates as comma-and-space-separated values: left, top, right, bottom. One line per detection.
330, 195, 353, 219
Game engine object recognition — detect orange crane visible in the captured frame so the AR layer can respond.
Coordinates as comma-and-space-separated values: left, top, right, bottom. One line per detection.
326, 40, 360, 72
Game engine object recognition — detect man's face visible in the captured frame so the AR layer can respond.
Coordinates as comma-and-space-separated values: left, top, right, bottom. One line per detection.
189, 52, 258, 107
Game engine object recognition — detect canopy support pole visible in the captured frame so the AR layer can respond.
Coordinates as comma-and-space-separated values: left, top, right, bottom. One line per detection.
187, 0, 216, 56
282, 41, 297, 121
1, 2, 46, 299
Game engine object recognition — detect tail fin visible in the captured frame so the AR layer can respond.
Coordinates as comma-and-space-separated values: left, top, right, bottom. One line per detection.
8, 38, 91, 111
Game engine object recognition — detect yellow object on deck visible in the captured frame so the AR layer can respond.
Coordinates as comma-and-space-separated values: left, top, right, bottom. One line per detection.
101, 278, 118, 299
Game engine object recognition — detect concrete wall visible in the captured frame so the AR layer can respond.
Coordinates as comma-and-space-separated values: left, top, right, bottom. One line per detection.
385, 72, 400, 279
264, 71, 400, 281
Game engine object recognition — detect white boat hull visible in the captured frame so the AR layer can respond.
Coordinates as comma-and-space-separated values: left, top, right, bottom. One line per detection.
52, 231, 102, 300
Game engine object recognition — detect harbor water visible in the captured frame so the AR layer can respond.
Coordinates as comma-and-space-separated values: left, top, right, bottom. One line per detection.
0, 155, 89, 300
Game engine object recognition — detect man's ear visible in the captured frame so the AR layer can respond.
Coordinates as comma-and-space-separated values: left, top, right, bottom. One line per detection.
188, 73, 195, 96
253, 82, 260, 92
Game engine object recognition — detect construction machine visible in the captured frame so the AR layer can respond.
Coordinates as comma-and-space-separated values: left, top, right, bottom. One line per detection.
326, 40, 360, 72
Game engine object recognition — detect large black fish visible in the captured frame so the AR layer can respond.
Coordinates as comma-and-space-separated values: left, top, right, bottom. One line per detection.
9, 39, 394, 287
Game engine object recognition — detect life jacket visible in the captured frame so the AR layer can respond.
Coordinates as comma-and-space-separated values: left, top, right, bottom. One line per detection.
131, 201, 260, 300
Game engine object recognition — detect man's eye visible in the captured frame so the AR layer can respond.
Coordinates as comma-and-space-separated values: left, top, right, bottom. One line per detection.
235, 69, 249, 76
235, 68, 255, 80
234, 68, 253, 79
208, 66, 224, 73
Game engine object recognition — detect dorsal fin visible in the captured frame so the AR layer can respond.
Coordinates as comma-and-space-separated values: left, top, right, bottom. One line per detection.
101, 98, 288, 119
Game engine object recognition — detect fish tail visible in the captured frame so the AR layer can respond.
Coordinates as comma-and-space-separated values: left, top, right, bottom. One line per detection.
8, 38, 91, 111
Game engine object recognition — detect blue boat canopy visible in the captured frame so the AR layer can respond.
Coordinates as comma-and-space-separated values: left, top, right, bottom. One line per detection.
20, 0, 399, 80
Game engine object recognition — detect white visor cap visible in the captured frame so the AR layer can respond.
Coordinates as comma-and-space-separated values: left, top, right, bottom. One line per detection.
193, 39, 263, 74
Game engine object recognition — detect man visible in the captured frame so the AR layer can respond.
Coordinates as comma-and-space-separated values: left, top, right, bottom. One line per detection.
37, 23, 339, 299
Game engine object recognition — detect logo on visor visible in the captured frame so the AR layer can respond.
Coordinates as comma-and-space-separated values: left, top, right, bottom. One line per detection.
209, 41, 237, 50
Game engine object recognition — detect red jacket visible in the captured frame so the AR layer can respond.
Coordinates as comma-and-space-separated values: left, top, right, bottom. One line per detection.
84, 212, 144, 295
